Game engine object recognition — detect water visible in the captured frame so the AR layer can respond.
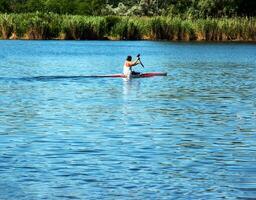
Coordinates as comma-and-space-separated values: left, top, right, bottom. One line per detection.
0, 41, 256, 199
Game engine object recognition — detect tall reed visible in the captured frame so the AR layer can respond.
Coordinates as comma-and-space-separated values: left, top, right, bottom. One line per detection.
0, 13, 255, 41
61, 16, 107, 40
110, 17, 147, 40
23, 12, 61, 39
0, 14, 14, 39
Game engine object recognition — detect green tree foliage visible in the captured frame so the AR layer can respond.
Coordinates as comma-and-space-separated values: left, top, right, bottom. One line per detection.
103, 0, 161, 16
236, 0, 256, 16
25, 0, 45, 12
0, 0, 255, 17
73, 0, 106, 15
44, 0, 74, 14
195, 0, 237, 17
0, 0, 10, 13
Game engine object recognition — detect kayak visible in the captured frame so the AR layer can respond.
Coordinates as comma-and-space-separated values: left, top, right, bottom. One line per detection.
90, 72, 167, 78
18, 72, 167, 82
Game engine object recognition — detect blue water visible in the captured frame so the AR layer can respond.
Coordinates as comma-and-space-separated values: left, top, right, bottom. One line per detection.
0, 41, 256, 199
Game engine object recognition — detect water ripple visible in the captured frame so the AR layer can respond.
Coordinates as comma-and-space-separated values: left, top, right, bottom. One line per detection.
0, 41, 256, 199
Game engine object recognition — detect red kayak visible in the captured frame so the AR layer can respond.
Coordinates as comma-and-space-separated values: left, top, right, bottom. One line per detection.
24, 72, 167, 81
91, 72, 167, 78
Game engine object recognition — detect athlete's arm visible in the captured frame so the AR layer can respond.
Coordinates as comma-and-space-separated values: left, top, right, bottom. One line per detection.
132, 58, 140, 66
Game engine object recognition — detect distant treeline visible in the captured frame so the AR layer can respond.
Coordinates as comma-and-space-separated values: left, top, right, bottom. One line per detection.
1, 13, 255, 41
0, 0, 256, 17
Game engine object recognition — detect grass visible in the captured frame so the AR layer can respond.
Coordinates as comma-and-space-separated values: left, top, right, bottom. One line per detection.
0, 13, 255, 41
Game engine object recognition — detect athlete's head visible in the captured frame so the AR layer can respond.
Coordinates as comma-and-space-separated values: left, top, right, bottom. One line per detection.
126, 55, 132, 61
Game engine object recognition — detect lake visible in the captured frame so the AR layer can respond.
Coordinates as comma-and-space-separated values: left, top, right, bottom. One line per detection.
0, 41, 255, 199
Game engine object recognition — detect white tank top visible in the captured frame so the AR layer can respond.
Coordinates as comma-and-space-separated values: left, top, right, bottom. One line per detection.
123, 62, 132, 76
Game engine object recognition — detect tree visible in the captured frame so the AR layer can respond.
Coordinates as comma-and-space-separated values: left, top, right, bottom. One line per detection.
25, 0, 45, 12
196, 0, 237, 17
45, 0, 74, 14
236, 0, 256, 16
74, 0, 106, 15
0, 0, 10, 12
0, 0, 255, 17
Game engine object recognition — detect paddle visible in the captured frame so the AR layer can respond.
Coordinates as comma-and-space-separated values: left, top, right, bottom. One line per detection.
137, 54, 145, 68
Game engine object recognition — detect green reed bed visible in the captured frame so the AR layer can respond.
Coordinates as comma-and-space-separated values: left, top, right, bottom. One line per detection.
61, 15, 107, 40
0, 13, 255, 41
0, 12, 62, 39
110, 17, 148, 40
149, 17, 197, 40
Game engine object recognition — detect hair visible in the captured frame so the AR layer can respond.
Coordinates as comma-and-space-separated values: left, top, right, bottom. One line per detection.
126, 55, 132, 61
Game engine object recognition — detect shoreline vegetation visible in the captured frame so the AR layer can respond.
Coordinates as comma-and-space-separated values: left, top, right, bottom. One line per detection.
0, 13, 256, 41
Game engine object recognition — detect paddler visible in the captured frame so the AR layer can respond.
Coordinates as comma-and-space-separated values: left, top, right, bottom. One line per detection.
123, 55, 141, 78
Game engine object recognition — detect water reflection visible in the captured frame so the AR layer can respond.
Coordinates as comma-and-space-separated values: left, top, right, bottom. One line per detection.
122, 78, 141, 97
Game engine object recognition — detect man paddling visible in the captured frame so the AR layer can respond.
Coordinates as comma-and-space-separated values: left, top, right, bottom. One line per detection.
123, 55, 141, 78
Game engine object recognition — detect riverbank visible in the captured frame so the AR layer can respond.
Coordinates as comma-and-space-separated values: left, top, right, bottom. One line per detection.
0, 13, 255, 41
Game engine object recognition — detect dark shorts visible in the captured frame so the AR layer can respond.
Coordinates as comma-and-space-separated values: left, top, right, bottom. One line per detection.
132, 71, 140, 75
